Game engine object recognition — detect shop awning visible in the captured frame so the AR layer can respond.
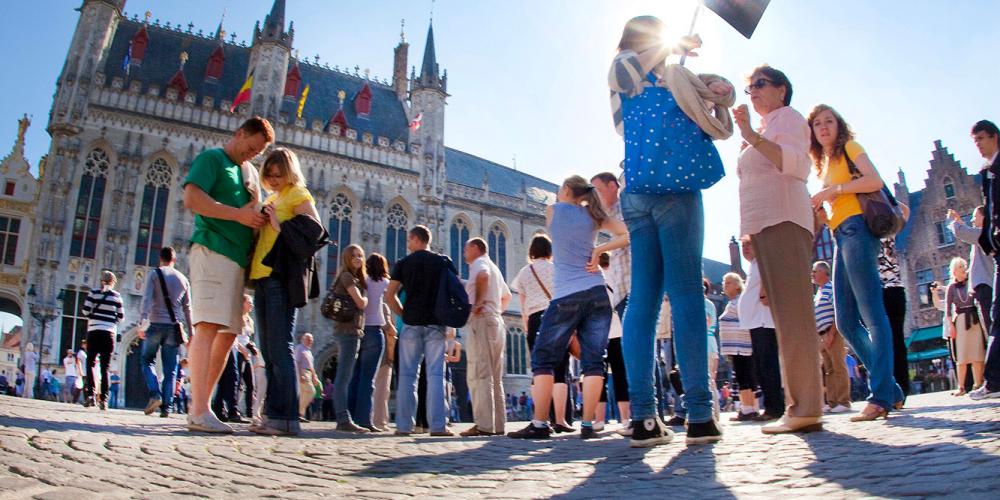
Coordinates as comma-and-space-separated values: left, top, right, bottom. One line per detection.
905, 325, 943, 348
908, 347, 950, 362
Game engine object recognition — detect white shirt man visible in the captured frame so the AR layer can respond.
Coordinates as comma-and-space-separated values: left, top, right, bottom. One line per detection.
461, 238, 512, 437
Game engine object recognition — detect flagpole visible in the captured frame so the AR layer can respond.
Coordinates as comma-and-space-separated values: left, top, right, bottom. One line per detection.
679, 3, 702, 67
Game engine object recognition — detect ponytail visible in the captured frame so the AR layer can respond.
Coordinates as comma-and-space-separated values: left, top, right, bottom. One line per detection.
562, 175, 608, 226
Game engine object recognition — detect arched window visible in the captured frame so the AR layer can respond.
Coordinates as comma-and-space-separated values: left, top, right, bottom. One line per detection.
449, 218, 470, 279
488, 223, 508, 280
135, 159, 172, 266
327, 193, 353, 288
943, 177, 956, 199
385, 203, 408, 265
70, 149, 110, 259
506, 327, 528, 375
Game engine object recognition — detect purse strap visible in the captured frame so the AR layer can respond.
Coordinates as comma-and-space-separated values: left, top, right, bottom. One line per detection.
529, 263, 552, 300
841, 146, 900, 204
154, 267, 179, 325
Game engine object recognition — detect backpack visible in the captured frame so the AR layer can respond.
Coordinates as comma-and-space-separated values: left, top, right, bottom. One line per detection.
434, 256, 471, 328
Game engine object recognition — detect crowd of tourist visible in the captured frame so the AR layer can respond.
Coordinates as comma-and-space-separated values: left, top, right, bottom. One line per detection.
8, 15, 999, 450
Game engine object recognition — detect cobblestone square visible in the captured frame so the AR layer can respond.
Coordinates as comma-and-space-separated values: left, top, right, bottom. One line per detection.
1, 392, 998, 498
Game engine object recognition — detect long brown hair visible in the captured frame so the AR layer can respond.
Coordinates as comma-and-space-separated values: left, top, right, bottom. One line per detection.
340, 244, 367, 289
563, 175, 608, 226
366, 252, 389, 281
618, 16, 664, 53
807, 104, 855, 178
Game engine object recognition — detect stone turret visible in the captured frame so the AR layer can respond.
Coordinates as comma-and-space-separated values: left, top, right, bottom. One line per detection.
48, 0, 126, 137
248, 0, 293, 121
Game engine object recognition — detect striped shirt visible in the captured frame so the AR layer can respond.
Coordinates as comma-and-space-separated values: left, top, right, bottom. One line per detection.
81, 286, 125, 334
814, 282, 834, 334
719, 295, 753, 356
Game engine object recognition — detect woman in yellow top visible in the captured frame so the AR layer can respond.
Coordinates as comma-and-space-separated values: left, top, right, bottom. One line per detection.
809, 104, 904, 422
248, 147, 319, 436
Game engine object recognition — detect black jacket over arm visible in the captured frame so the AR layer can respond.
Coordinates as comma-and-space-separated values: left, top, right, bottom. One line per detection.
979, 155, 1000, 256
261, 213, 330, 308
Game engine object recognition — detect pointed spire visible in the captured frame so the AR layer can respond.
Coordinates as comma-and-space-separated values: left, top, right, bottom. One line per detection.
214, 9, 226, 41
255, 0, 292, 48
420, 22, 437, 82
414, 21, 446, 92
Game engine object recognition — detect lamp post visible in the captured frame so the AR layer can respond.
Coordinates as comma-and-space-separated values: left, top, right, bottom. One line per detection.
27, 284, 64, 399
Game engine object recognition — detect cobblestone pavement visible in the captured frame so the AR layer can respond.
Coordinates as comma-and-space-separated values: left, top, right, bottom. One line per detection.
1, 391, 998, 499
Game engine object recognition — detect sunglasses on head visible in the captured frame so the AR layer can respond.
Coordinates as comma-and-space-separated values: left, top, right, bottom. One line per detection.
744, 78, 775, 95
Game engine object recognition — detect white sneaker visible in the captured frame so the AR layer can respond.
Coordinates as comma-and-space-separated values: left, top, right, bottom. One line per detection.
828, 404, 851, 414
592, 422, 605, 432
969, 384, 1000, 400
187, 412, 234, 434
822, 404, 831, 413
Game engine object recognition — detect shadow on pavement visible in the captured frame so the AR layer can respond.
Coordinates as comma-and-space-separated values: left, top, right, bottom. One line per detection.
350, 431, 736, 498
805, 429, 1000, 497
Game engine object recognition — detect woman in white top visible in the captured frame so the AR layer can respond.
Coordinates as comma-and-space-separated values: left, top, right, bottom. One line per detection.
719, 273, 758, 421
510, 235, 573, 432
348, 253, 391, 432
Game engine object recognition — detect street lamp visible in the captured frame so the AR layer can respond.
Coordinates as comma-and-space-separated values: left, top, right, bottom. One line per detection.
27, 284, 64, 399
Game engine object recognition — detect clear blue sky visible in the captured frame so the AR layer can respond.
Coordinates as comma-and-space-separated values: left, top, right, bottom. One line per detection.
2, 0, 998, 271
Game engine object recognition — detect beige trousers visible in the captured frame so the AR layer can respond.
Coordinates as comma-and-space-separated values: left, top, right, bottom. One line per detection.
298, 371, 316, 417
821, 328, 852, 407
372, 357, 393, 429
465, 313, 507, 433
751, 222, 824, 418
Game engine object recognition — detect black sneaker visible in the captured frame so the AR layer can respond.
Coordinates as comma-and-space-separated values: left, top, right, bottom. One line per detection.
159, 409, 169, 418
665, 416, 686, 427
580, 425, 597, 440
507, 422, 552, 439
630, 418, 674, 448
685, 419, 723, 445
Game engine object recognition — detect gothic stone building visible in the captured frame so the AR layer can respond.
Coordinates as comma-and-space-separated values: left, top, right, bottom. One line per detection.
29, 0, 559, 407
893, 140, 984, 361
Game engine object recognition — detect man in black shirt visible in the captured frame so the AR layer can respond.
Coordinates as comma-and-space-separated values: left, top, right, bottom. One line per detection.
386, 225, 458, 436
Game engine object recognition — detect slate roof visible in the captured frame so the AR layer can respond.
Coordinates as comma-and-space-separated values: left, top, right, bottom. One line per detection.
101, 19, 409, 142
445, 148, 559, 204
895, 190, 922, 254
702, 258, 732, 285
100, 19, 563, 206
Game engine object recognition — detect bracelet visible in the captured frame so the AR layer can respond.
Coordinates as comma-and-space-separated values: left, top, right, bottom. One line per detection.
836, 184, 843, 195
751, 133, 765, 147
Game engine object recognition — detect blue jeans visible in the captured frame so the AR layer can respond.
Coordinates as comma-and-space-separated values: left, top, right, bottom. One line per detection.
349, 326, 386, 427
254, 277, 301, 427
531, 285, 612, 377
332, 332, 361, 424
142, 323, 179, 408
396, 324, 448, 433
833, 215, 903, 409
621, 191, 711, 423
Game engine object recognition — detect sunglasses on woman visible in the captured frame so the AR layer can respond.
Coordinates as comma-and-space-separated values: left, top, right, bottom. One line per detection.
744, 78, 775, 95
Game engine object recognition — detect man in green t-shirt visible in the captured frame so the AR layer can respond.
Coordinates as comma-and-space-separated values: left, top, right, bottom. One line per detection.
182, 116, 273, 433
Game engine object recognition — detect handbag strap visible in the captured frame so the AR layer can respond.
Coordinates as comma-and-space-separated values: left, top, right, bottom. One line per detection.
154, 267, 179, 325
842, 146, 899, 204
529, 263, 552, 300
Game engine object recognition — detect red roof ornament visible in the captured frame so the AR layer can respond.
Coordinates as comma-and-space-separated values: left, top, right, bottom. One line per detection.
131, 24, 150, 65
204, 44, 225, 81
354, 82, 372, 117
284, 61, 302, 97
167, 52, 189, 99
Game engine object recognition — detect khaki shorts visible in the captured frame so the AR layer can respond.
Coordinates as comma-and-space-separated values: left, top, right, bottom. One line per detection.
189, 243, 245, 333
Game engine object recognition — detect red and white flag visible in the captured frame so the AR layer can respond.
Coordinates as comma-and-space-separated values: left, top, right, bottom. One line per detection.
409, 113, 423, 132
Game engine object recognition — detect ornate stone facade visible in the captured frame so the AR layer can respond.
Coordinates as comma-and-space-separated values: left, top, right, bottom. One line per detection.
28, 0, 556, 406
